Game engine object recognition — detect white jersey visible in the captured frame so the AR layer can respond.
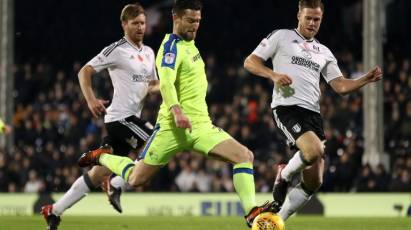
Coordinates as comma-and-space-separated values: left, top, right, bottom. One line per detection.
87, 37, 158, 123
252, 29, 342, 113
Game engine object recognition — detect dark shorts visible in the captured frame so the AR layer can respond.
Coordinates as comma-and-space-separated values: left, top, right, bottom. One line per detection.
272, 105, 325, 148
102, 116, 153, 156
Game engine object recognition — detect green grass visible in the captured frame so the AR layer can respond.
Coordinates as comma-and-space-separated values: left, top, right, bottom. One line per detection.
1, 216, 410, 230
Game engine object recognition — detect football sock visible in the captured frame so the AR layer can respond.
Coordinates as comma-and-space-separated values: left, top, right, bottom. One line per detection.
110, 158, 141, 189
233, 162, 256, 214
278, 183, 313, 221
52, 175, 91, 216
281, 151, 308, 181
110, 175, 126, 190
99, 154, 135, 181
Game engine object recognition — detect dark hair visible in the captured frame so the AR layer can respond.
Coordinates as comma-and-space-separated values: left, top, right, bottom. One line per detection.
120, 3, 145, 22
299, 0, 324, 12
172, 0, 203, 16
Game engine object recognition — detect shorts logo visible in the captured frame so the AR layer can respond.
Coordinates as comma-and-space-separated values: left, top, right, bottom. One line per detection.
126, 136, 138, 149
149, 151, 158, 160
164, 52, 176, 64
292, 123, 301, 133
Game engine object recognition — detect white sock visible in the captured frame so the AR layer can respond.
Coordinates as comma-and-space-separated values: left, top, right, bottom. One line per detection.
52, 176, 90, 216
281, 151, 307, 181
278, 183, 312, 221
110, 158, 141, 190
110, 176, 126, 190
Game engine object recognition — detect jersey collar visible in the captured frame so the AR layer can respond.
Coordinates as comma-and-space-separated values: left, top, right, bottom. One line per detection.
294, 29, 315, 42
124, 36, 144, 52
170, 33, 195, 45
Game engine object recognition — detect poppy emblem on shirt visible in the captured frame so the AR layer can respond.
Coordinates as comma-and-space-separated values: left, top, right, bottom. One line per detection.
137, 55, 144, 62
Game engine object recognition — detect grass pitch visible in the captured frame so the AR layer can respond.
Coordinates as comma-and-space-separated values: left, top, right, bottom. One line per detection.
1, 216, 410, 230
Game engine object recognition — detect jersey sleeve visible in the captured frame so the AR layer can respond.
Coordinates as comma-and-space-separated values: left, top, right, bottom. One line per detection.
252, 30, 282, 61
86, 46, 118, 73
321, 49, 343, 83
156, 37, 182, 109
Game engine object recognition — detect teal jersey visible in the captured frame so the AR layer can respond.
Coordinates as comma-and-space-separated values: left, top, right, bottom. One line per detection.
156, 34, 210, 127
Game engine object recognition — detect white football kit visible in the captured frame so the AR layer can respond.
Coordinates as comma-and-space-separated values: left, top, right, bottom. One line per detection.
252, 29, 343, 113
87, 37, 158, 123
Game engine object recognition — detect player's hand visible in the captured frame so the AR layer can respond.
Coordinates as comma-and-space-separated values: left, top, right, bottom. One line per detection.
271, 72, 293, 86
174, 113, 192, 132
87, 98, 110, 118
365, 66, 383, 83
171, 105, 192, 132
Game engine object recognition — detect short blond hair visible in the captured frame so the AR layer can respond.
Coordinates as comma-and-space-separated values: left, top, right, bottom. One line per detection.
299, 0, 324, 12
120, 3, 145, 22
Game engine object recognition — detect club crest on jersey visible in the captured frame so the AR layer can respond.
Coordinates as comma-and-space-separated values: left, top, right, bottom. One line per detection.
164, 52, 176, 64
292, 123, 301, 133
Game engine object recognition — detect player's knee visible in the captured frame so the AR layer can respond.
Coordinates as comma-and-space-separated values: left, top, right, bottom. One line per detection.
302, 144, 324, 164
236, 147, 254, 163
87, 167, 111, 186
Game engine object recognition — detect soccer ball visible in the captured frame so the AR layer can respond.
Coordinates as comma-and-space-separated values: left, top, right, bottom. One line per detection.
251, 212, 285, 230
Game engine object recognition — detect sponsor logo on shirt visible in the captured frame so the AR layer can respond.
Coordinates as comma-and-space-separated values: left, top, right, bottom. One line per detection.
192, 53, 202, 63
291, 56, 320, 72
132, 74, 151, 82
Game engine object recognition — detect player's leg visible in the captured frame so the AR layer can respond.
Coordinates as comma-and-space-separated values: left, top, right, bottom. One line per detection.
95, 151, 161, 188
273, 131, 324, 208
272, 106, 325, 208
52, 166, 111, 215
102, 116, 154, 211
208, 138, 274, 226
126, 125, 184, 187
278, 158, 324, 221
209, 139, 255, 210
283, 131, 324, 179
80, 124, 183, 188
41, 166, 111, 229
191, 123, 273, 227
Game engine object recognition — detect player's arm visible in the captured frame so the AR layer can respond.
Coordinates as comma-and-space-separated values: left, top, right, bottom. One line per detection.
329, 67, 382, 96
244, 30, 292, 86
148, 80, 160, 93
157, 45, 191, 132
244, 54, 292, 86
78, 65, 109, 118
78, 45, 117, 118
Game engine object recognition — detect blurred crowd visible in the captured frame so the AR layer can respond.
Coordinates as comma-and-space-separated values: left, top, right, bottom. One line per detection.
0, 49, 410, 193
1, 0, 410, 193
